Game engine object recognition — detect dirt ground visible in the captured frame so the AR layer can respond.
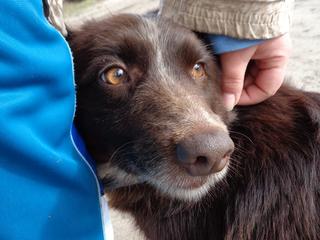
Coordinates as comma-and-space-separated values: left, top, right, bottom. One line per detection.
65, 0, 320, 239
286, 0, 320, 91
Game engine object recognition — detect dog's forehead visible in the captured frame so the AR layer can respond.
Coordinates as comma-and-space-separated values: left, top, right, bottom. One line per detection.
92, 14, 206, 64
143, 17, 207, 63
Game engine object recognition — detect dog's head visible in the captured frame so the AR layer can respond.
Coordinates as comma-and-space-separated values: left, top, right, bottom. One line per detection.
68, 14, 234, 201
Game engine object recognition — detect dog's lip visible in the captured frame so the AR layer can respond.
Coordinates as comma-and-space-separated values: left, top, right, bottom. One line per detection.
170, 177, 208, 190
163, 158, 230, 191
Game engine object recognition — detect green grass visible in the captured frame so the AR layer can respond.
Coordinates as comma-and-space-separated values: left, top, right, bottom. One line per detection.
64, 0, 99, 18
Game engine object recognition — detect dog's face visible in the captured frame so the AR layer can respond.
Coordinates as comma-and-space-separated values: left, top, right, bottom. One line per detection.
69, 14, 234, 201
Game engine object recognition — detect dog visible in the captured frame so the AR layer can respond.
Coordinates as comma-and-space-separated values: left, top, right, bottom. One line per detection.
67, 14, 320, 240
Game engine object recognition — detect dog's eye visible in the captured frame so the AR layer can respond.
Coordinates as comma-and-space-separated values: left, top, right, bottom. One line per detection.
191, 63, 206, 80
101, 67, 127, 85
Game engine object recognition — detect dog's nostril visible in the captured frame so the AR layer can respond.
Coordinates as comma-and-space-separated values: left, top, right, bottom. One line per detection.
175, 130, 234, 177
195, 156, 208, 166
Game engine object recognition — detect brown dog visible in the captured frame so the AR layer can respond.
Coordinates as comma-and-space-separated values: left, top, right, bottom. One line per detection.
68, 14, 320, 240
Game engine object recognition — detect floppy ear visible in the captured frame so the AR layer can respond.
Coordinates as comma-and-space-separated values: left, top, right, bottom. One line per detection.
64, 25, 95, 86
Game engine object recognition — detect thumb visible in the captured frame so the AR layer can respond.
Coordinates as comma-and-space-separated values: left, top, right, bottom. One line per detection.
220, 47, 256, 110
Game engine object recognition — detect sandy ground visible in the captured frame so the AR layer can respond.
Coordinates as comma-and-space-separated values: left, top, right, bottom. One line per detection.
287, 0, 320, 91
65, 0, 320, 239
65, 0, 159, 26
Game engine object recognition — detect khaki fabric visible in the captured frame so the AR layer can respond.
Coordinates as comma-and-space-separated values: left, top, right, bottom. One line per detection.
160, 0, 295, 39
45, 0, 67, 36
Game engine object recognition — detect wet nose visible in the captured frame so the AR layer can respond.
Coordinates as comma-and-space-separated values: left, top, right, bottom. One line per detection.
176, 130, 234, 176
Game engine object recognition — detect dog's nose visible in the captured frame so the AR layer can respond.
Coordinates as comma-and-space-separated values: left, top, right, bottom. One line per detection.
176, 130, 234, 176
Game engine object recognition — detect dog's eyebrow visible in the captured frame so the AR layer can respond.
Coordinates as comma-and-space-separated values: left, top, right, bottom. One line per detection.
170, 41, 211, 69
156, 26, 211, 66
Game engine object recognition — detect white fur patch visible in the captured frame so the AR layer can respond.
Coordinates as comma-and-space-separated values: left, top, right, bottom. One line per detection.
148, 163, 229, 201
98, 163, 146, 189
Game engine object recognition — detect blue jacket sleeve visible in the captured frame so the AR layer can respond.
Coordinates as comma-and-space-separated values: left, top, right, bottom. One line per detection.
0, 1, 110, 239
207, 34, 264, 55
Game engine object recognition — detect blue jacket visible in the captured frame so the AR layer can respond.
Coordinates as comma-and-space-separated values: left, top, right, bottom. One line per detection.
0, 1, 110, 239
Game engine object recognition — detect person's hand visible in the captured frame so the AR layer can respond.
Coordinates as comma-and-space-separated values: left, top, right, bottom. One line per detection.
220, 34, 291, 110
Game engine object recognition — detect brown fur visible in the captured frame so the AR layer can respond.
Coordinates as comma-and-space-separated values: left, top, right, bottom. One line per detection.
68, 14, 320, 240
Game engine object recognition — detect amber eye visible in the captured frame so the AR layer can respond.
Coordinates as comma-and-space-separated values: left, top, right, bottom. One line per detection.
101, 67, 127, 85
191, 63, 206, 80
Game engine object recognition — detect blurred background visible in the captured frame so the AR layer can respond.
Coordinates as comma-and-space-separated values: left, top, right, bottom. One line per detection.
63, 0, 320, 239
64, 0, 159, 25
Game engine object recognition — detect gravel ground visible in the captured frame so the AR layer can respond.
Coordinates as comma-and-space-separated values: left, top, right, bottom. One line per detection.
65, 0, 320, 239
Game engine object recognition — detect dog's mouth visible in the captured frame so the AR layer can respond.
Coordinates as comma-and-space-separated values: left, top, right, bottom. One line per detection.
147, 161, 229, 201
97, 126, 233, 201
98, 158, 229, 201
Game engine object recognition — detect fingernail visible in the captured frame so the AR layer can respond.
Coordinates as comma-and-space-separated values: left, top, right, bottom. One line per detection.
223, 93, 235, 111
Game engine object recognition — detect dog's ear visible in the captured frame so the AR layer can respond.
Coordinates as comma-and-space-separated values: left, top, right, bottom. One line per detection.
64, 25, 94, 86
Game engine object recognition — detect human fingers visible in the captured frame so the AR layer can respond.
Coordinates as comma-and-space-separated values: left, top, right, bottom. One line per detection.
238, 35, 291, 105
238, 59, 286, 105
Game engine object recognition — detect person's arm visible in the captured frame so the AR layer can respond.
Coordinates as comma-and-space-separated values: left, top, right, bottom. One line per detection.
0, 1, 109, 239
160, 0, 294, 110
160, 0, 294, 39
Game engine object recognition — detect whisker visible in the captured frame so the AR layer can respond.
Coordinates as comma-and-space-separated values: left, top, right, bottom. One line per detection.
107, 140, 138, 163
229, 130, 254, 145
